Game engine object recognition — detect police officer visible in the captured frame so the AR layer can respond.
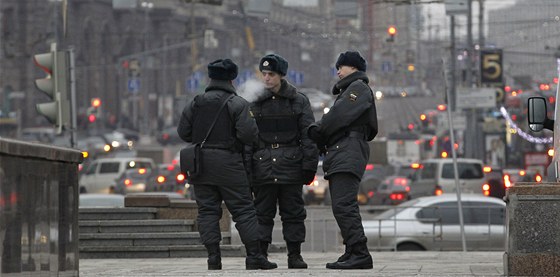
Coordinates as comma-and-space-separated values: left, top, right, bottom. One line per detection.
177, 59, 277, 270
308, 51, 377, 270
250, 54, 318, 268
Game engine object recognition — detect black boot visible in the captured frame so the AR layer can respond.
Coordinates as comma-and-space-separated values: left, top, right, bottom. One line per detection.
326, 242, 373, 270
245, 241, 278, 270
205, 243, 222, 270
287, 242, 307, 269
326, 244, 352, 268
260, 240, 270, 258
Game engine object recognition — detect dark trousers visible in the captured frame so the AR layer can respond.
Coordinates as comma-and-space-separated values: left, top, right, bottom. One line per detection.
329, 173, 367, 246
194, 184, 259, 245
253, 184, 306, 243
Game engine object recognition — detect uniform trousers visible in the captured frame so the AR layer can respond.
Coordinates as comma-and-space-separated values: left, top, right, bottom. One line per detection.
194, 184, 259, 245
252, 184, 306, 243
329, 172, 368, 246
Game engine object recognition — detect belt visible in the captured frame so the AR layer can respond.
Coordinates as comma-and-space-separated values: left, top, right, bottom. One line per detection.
259, 142, 299, 149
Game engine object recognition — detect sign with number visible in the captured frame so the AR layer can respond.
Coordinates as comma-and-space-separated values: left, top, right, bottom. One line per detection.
480, 49, 503, 85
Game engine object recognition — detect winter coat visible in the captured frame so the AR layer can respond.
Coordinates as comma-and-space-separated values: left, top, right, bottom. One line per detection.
177, 79, 258, 186
310, 71, 378, 180
250, 79, 319, 186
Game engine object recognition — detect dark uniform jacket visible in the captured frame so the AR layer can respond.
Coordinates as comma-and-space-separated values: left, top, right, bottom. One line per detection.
250, 79, 319, 186
310, 71, 378, 180
177, 79, 258, 186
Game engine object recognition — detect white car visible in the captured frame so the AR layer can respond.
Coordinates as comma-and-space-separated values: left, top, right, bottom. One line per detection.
79, 157, 156, 194
364, 194, 506, 251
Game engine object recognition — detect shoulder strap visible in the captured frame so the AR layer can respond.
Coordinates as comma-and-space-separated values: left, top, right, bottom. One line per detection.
201, 94, 235, 147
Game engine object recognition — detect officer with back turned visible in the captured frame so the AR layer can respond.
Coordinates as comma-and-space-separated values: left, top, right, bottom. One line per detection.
250, 53, 318, 268
177, 58, 276, 270
308, 51, 378, 270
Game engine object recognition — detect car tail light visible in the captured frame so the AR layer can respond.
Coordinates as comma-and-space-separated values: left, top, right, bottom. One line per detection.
483, 166, 492, 173
124, 179, 132, 187
177, 173, 186, 182
394, 177, 408, 186
535, 174, 542, 182
167, 165, 175, 171
411, 163, 421, 169
367, 190, 374, 198
519, 170, 526, 176
390, 193, 404, 200
434, 185, 443, 196
157, 176, 166, 183
365, 164, 374, 170
405, 185, 410, 192
162, 133, 169, 140
138, 168, 146, 174
172, 159, 179, 165
504, 174, 512, 188
482, 183, 490, 196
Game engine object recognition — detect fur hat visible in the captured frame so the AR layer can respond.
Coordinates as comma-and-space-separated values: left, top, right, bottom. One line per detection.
207, 59, 238, 80
335, 51, 366, 72
259, 54, 288, 76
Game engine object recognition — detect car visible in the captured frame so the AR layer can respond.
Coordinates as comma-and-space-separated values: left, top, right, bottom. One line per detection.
364, 194, 506, 251
157, 127, 183, 145
503, 168, 543, 187
114, 167, 156, 194
145, 163, 189, 196
79, 157, 156, 194
369, 175, 411, 205
408, 158, 485, 199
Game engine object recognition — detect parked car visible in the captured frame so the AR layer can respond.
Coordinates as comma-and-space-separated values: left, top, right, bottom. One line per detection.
482, 166, 505, 199
408, 158, 485, 199
145, 163, 188, 195
369, 175, 411, 205
364, 194, 506, 251
79, 157, 156, 194
114, 167, 156, 194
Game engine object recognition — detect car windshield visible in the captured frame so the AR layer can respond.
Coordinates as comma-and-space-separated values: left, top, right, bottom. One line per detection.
374, 199, 420, 220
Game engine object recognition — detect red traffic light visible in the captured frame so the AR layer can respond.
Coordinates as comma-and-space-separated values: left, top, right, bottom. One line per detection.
88, 114, 96, 123
387, 25, 397, 36
554, 77, 559, 84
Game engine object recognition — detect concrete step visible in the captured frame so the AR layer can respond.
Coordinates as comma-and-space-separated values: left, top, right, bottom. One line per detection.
79, 207, 158, 220
79, 232, 231, 247
79, 219, 195, 233
79, 244, 245, 259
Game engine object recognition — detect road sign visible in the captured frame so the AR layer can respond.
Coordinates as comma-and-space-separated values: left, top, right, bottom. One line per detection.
128, 78, 140, 93
186, 78, 199, 92
456, 88, 496, 109
381, 61, 392, 73
436, 111, 467, 131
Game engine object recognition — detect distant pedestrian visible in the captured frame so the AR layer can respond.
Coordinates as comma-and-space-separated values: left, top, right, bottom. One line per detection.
307, 51, 378, 269
177, 58, 277, 270
249, 54, 318, 268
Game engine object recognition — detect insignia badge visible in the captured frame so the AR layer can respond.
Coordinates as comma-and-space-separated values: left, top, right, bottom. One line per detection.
349, 93, 358, 101
263, 61, 269, 66
249, 110, 254, 117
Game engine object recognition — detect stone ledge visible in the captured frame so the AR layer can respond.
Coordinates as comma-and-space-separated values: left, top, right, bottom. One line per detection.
507, 183, 560, 196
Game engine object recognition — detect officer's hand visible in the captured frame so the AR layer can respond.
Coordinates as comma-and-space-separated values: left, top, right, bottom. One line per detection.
308, 126, 322, 143
303, 170, 316, 185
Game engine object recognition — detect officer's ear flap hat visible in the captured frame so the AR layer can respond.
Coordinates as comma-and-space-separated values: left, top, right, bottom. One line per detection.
259, 54, 288, 76
335, 51, 366, 72
207, 58, 238, 80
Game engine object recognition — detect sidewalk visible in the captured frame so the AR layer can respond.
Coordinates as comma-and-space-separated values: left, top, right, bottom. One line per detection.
79, 251, 504, 276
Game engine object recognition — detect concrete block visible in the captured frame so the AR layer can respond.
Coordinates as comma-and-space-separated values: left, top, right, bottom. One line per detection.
125, 194, 171, 207
505, 184, 560, 276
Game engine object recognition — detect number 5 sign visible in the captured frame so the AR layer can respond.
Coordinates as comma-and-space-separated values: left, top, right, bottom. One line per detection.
480, 49, 503, 85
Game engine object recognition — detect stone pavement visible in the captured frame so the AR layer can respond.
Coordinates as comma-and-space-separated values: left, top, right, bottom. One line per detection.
79, 251, 504, 276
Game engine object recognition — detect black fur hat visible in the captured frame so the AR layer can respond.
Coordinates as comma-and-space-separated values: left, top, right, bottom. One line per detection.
335, 51, 366, 72
259, 54, 288, 76
207, 58, 238, 80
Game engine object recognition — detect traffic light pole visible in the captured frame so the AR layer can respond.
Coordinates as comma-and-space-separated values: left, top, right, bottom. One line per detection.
69, 48, 77, 148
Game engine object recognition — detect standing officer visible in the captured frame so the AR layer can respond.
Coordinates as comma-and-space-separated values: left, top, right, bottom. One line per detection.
177, 59, 277, 270
250, 54, 318, 269
307, 51, 377, 270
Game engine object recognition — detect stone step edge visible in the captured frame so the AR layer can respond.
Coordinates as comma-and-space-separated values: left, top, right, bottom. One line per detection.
79, 207, 158, 213
79, 219, 194, 226
80, 232, 230, 239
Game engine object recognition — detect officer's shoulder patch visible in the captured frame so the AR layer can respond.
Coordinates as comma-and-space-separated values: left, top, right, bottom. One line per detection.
249, 110, 254, 117
349, 92, 358, 101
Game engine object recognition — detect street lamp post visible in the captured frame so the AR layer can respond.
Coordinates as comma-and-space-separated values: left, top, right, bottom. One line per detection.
140, 1, 153, 142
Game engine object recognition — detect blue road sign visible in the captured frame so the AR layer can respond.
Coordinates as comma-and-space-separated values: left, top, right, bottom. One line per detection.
128, 78, 140, 93
381, 61, 392, 73
186, 78, 199, 92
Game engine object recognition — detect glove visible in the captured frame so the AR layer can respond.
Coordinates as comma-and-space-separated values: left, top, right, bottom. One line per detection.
308, 126, 322, 144
303, 170, 316, 185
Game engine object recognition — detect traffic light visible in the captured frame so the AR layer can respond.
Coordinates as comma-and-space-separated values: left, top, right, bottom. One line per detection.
87, 98, 101, 123
387, 25, 397, 42
33, 43, 70, 134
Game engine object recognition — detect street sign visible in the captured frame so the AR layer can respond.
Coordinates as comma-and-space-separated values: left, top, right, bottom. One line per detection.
456, 88, 496, 109
128, 78, 140, 93
436, 111, 467, 131
381, 61, 392, 73
445, 0, 468, 15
